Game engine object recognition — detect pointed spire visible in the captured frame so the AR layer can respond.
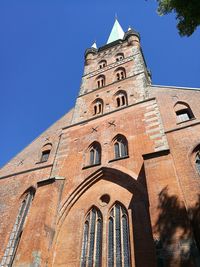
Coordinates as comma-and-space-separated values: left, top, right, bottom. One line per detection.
107, 18, 125, 44
91, 41, 97, 49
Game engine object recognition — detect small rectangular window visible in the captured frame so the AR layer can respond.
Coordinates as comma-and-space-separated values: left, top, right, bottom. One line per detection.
176, 109, 190, 123
40, 150, 50, 162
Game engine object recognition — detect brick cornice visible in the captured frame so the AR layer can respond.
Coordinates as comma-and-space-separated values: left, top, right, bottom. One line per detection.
62, 97, 156, 130
0, 163, 53, 180
142, 149, 170, 160
165, 120, 200, 134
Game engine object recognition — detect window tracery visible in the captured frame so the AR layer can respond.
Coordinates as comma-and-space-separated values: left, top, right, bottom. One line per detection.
113, 135, 128, 159
108, 203, 131, 267
0, 189, 34, 267
81, 207, 103, 267
89, 142, 101, 166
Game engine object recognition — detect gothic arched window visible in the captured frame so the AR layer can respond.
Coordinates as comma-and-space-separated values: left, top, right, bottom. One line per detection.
96, 75, 105, 88
89, 142, 101, 166
174, 102, 194, 123
115, 67, 126, 81
81, 207, 103, 267
0, 189, 35, 267
113, 135, 128, 159
115, 91, 127, 108
115, 53, 124, 62
93, 99, 103, 116
99, 60, 107, 69
108, 203, 131, 267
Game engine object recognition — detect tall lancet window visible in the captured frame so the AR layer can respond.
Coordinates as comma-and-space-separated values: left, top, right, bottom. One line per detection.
108, 203, 131, 267
0, 189, 34, 267
81, 207, 103, 267
113, 135, 128, 159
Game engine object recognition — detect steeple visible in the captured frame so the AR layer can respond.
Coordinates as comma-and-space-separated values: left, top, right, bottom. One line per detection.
107, 18, 125, 44
91, 41, 97, 49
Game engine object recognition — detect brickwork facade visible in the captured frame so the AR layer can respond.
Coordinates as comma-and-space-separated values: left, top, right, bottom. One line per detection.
0, 22, 200, 267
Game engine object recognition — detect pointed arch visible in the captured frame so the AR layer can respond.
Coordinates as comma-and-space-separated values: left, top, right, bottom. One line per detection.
174, 101, 194, 123
87, 141, 101, 166
0, 187, 35, 266
112, 134, 128, 159
56, 166, 146, 233
108, 202, 131, 267
81, 206, 103, 267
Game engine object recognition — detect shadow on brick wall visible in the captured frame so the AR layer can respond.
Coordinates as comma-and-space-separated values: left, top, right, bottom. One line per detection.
154, 187, 200, 267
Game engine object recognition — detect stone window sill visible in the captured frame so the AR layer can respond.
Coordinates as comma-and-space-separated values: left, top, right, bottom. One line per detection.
82, 162, 101, 170
108, 155, 129, 163
35, 160, 48, 165
176, 117, 196, 125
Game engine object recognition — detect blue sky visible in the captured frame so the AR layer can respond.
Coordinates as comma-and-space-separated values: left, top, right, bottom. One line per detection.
0, 0, 200, 167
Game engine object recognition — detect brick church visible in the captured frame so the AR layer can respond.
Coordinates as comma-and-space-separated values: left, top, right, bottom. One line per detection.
0, 19, 200, 267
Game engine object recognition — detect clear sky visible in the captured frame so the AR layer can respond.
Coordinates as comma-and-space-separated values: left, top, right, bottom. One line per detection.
0, 0, 200, 167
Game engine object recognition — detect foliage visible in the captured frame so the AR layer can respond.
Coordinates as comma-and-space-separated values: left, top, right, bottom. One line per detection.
157, 0, 200, 36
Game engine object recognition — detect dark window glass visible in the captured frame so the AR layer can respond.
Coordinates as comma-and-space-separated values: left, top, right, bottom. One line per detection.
114, 142, 120, 159
108, 218, 114, 267
89, 143, 101, 165
95, 215, 102, 266
41, 150, 50, 162
0, 192, 34, 266
108, 204, 130, 267
117, 97, 120, 107
196, 152, 200, 174
114, 136, 128, 159
122, 95, 125, 106
90, 149, 95, 165
81, 208, 102, 267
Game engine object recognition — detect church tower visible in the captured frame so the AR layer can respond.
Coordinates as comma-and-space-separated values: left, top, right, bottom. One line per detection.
72, 19, 151, 124
1, 19, 200, 267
